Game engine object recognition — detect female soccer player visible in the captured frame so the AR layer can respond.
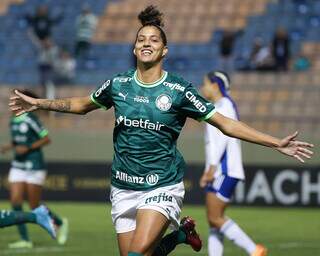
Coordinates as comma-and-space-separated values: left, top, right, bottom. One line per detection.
8, 6, 313, 256
1, 90, 68, 249
200, 71, 266, 256
0, 205, 56, 239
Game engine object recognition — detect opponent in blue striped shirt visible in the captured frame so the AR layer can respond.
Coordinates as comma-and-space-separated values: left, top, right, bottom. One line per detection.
200, 71, 267, 256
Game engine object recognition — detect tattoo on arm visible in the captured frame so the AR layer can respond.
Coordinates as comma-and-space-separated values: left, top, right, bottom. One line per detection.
37, 99, 71, 113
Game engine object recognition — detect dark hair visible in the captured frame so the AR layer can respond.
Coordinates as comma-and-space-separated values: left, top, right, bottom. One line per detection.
136, 5, 167, 46
18, 89, 39, 99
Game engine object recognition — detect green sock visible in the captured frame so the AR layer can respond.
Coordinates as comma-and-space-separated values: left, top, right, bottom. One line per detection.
128, 253, 143, 256
152, 230, 186, 256
12, 205, 30, 241
0, 210, 36, 228
48, 208, 63, 226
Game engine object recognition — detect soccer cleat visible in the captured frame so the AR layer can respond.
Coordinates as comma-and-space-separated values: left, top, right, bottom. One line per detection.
32, 205, 56, 239
56, 218, 69, 245
8, 240, 33, 249
180, 216, 202, 252
251, 244, 268, 256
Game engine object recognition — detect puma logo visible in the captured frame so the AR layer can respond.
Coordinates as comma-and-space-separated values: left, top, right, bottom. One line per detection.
118, 92, 128, 101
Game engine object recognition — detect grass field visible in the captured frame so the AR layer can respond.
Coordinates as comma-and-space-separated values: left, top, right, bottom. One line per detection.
0, 201, 319, 255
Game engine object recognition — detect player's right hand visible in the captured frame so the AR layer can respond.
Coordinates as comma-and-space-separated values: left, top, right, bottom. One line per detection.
199, 169, 214, 188
9, 90, 39, 116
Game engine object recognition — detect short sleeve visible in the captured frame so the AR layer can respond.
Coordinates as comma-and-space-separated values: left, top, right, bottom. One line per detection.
179, 84, 216, 121
90, 79, 113, 110
26, 115, 49, 138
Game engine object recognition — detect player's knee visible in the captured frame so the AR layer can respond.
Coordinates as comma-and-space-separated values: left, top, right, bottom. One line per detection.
207, 216, 224, 229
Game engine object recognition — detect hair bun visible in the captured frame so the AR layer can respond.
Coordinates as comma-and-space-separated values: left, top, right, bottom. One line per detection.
138, 5, 164, 27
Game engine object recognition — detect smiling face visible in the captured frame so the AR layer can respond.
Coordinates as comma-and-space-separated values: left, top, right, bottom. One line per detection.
134, 26, 168, 66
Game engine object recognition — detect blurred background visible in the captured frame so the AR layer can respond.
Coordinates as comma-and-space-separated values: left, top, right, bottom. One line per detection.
0, 0, 319, 255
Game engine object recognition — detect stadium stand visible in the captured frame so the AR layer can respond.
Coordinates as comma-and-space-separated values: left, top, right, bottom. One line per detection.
94, 0, 268, 43
0, 0, 319, 137
0, 0, 24, 15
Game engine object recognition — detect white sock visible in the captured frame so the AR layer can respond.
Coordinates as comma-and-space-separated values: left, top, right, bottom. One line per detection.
220, 219, 256, 255
208, 228, 224, 256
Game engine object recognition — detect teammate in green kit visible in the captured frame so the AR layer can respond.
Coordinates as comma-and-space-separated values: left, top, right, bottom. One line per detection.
8, 6, 313, 256
1, 90, 68, 249
0, 205, 56, 239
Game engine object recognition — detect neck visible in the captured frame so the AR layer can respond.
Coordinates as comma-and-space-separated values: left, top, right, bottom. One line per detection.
136, 61, 163, 84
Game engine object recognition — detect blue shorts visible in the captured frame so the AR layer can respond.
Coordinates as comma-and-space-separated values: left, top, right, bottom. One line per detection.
205, 174, 240, 202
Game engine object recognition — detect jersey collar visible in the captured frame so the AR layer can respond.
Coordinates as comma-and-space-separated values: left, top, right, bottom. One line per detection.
134, 70, 168, 88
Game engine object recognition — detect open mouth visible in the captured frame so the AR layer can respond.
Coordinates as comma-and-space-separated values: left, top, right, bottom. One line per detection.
141, 49, 153, 56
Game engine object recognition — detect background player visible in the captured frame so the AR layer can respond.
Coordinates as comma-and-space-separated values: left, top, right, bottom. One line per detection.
8, 6, 313, 256
200, 71, 266, 256
1, 90, 68, 249
0, 205, 56, 239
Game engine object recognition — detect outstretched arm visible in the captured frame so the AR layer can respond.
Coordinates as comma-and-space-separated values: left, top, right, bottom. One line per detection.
207, 112, 314, 163
9, 90, 99, 115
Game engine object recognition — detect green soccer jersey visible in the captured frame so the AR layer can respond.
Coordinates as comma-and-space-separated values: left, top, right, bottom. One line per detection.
10, 113, 48, 171
91, 69, 216, 190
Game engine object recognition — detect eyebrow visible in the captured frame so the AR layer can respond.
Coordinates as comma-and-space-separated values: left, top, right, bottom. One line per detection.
138, 34, 160, 39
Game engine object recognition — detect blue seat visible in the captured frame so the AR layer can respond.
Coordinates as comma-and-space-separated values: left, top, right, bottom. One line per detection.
312, 1, 320, 14
309, 15, 320, 27
290, 30, 303, 41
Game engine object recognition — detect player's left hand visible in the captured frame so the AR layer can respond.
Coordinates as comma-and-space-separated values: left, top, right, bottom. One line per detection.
276, 131, 314, 163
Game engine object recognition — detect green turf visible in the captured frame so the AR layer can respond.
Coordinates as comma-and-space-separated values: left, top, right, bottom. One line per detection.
0, 201, 319, 255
